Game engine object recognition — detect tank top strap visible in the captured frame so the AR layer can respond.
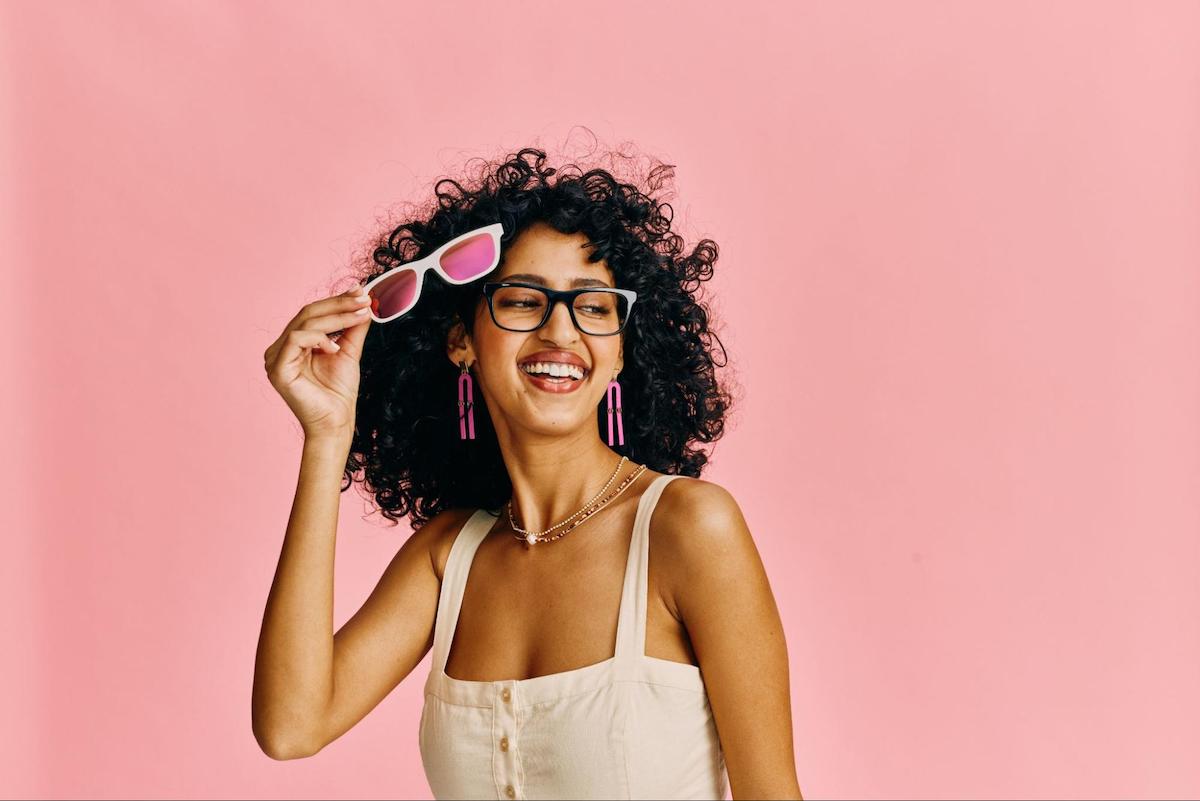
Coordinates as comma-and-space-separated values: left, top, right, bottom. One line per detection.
430, 508, 496, 673
614, 474, 684, 661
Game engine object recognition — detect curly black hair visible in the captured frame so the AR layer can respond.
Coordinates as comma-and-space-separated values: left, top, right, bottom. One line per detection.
333, 142, 739, 528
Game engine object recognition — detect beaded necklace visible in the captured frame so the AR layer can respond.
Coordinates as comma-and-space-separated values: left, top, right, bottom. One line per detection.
507, 457, 649, 545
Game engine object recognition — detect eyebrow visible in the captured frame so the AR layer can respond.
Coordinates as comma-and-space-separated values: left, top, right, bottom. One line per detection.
500, 272, 613, 289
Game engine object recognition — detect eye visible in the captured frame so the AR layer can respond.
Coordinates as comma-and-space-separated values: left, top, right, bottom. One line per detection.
575, 292, 617, 316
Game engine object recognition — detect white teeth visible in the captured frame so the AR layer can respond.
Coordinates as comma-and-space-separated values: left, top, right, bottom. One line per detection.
520, 361, 585, 380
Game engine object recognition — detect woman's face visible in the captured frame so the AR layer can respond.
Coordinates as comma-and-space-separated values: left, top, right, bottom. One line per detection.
448, 221, 624, 441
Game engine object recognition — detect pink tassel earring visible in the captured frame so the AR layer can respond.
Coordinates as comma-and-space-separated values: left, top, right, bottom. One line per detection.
605, 371, 624, 446
458, 361, 475, 440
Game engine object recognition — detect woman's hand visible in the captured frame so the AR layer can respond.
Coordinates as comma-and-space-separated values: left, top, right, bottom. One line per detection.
263, 285, 373, 439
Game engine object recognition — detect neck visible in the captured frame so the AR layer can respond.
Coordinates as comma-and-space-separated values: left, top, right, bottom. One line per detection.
497, 427, 626, 533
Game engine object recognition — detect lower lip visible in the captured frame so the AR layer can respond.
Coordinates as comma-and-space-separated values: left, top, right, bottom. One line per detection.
519, 367, 587, 394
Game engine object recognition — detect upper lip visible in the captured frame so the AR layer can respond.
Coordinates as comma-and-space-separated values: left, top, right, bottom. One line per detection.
518, 350, 590, 375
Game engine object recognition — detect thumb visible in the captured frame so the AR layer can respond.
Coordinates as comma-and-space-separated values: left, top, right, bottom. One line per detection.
336, 314, 371, 361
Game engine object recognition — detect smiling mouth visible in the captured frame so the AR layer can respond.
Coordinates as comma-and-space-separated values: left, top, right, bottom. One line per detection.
518, 363, 589, 382
518, 362, 589, 392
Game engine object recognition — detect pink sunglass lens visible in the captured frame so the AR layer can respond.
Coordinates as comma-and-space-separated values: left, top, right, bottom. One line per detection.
440, 233, 496, 280
368, 268, 419, 318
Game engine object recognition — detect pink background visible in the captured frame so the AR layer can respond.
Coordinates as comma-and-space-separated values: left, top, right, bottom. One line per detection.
3, 0, 1198, 798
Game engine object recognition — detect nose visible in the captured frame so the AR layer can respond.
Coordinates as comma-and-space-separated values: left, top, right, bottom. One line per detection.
540, 296, 580, 342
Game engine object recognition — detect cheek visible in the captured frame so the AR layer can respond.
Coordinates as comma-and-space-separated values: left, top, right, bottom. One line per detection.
472, 330, 523, 378
595, 341, 623, 376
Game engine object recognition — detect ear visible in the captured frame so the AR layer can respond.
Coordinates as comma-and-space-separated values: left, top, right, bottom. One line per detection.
446, 315, 476, 369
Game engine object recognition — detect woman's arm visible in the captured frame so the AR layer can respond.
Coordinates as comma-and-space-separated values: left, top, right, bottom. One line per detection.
250, 431, 455, 759
657, 479, 805, 800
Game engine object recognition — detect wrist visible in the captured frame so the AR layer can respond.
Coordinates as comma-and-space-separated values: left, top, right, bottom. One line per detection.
303, 427, 354, 448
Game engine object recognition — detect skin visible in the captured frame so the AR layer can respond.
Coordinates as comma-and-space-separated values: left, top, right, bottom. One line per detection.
254, 221, 802, 800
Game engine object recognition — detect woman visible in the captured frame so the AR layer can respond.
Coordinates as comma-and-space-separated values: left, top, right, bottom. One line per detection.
254, 146, 804, 800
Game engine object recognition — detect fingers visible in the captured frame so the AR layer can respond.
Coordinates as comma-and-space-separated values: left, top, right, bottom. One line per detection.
300, 303, 372, 334
288, 285, 372, 330
297, 303, 372, 356
264, 286, 372, 367
263, 327, 341, 383
299, 287, 374, 361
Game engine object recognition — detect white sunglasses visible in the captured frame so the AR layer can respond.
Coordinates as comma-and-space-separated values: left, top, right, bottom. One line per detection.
361, 222, 505, 323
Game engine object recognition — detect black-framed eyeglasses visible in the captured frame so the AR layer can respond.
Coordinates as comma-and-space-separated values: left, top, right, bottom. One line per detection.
482, 282, 637, 336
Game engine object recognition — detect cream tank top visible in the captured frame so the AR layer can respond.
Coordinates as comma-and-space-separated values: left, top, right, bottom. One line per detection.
419, 474, 729, 800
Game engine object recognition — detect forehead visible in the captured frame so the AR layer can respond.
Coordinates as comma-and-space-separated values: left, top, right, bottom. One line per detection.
497, 222, 614, 288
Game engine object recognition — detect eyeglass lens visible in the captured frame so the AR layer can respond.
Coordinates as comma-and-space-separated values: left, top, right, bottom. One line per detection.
491, 285, 628, 335
440, 234, 496, 280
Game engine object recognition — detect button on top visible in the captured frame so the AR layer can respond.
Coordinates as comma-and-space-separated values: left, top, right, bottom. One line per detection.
505, 784, 516, 799
500, 688, 511, 703
499, 735, 509, 751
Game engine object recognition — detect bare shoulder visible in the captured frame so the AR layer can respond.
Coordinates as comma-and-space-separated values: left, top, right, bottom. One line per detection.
412, 507, 487, 583
649, 476, 764, 614
653, 475, 754, 552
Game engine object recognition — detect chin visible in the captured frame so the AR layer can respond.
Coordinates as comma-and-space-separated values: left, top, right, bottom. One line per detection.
511, 403, 592, 436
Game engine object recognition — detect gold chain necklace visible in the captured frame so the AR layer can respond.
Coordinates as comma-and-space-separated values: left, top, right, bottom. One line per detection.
507, 455, 625, 541
508, 458, 648, 546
